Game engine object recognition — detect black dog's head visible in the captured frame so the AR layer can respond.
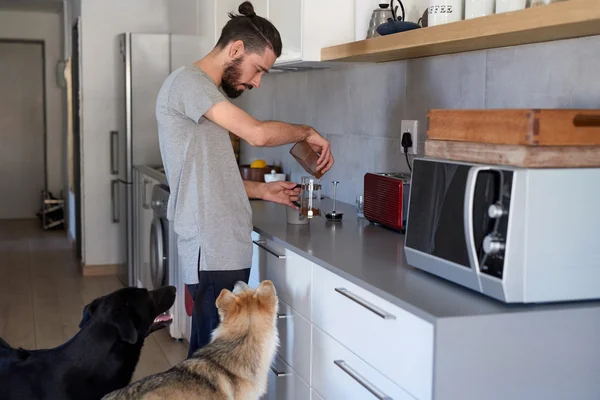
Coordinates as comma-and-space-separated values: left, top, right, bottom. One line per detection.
78, 286, 176, 345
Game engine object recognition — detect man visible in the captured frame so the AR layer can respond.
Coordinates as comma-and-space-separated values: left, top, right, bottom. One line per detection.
155, 1, 334, 358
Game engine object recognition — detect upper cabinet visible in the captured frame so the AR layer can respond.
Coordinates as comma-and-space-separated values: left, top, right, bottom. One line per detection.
197, 0, 355, 69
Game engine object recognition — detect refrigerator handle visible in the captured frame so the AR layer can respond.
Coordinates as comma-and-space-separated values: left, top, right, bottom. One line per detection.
111, 180, 120, 223
110, 131, 119, 175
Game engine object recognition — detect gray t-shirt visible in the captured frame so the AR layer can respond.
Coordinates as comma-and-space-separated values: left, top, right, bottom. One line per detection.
155, 65, 253, 284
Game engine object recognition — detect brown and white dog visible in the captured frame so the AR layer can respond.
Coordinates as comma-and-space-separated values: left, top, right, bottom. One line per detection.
102, 280, 280, 400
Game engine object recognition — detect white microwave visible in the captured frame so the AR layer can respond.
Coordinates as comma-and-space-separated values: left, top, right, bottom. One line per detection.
404, 158, 600, 304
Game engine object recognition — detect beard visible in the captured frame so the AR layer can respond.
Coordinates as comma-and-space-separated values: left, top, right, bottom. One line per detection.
222, 56, 252, 99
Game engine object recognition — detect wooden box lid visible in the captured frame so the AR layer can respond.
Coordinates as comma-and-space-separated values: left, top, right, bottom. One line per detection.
427, 109, 600, 146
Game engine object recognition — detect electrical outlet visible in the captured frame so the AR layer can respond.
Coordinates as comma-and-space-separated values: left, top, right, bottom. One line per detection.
401, 120, 419, 155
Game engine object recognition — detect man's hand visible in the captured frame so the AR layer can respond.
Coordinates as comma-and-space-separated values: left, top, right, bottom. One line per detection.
262, 181, 301, 209
305, 130, 334, 176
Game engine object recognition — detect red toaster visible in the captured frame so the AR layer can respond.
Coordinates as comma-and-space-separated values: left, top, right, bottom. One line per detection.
363, 172, 411, 232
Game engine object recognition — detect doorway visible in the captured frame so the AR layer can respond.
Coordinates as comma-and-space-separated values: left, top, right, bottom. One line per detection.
0, 40, 47, 219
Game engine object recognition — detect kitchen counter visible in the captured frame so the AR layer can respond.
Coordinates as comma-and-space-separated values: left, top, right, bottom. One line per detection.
251, 198, 600, 322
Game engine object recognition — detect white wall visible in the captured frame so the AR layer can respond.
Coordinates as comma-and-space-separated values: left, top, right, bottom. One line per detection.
0, 11, 64, 196
64, 0, 80, 242
80, 0, 198, 266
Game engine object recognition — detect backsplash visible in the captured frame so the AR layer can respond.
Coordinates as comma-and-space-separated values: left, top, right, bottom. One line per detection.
233, 35, 600, 204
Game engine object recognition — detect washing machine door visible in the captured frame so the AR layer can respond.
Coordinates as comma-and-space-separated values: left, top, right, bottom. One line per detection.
149, 216, 167, 289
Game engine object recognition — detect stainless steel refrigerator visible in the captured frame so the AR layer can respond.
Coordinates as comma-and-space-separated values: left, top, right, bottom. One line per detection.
112, 33, 205, 287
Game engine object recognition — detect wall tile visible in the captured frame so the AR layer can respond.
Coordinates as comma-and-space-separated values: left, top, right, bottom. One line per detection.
272, 71, 309, 125
371, 137, 413, 174
306, 61, 407, 138
406, 51, 487, 137
485, 35, 600, 109
318, 134, 375, 203
236, 35, 600, 206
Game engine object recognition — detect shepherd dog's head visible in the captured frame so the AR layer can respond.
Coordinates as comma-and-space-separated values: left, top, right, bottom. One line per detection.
212, 280, 280, 372
214, 280, 279, 337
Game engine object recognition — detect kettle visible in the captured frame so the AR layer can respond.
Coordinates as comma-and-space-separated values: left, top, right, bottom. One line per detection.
368, 1, 421, 39
367, 3, 394, 39
375, 0, 422, 37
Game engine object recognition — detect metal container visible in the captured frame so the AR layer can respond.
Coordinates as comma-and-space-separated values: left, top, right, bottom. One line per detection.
367, 3, 394, 39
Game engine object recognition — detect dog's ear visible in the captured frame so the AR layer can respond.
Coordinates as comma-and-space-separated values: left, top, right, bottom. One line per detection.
113, 311, 138, 344
256, 280, 277, 308
216, 289, 239, 315
233, 280, 250, 294
79, 299, 100, 329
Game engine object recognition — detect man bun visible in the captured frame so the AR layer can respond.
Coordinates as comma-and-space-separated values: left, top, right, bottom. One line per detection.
238, 1, 256, 17
218, 1, 282, 58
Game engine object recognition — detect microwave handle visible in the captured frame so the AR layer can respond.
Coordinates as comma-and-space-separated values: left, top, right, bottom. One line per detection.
463, 166, 490, 277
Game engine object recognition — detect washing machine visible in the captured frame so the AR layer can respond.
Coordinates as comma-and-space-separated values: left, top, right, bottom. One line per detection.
150, 184, 183, 340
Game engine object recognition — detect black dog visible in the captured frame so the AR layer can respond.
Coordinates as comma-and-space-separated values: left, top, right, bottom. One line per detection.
0, 286, 176, 400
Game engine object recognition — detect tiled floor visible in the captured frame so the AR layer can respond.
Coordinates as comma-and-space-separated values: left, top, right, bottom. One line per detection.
0, 219, 188, 382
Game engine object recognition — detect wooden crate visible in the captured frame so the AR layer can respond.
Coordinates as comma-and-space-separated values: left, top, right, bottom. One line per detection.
425, 139, 600, 168
427, 109, 600, 146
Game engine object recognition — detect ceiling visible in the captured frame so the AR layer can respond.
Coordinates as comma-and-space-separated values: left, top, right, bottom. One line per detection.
0, 0, 62, 13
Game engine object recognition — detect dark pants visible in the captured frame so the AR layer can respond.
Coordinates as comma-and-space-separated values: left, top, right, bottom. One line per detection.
186, 268, 250, 358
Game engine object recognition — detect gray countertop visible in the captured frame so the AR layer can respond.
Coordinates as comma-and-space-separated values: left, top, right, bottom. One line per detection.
251, 199, 600, 322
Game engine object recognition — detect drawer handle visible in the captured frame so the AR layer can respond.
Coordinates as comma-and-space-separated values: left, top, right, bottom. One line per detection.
253, 240, 286, 259
335, 288, 396, 320
270, 365, 292, 378
334, 360, 393, 400
277, 313, 291, 319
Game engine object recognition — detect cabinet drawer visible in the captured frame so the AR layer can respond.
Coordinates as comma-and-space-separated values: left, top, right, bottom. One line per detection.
312, 326, 413, 400
251, 235, 313, 319
312, 266, 434, 400
261, 355, 311, 400
249, 278, 312, 384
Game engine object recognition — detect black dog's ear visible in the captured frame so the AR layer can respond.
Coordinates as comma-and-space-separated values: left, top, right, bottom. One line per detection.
79, 299, 100, 329
113, 312, 138, 344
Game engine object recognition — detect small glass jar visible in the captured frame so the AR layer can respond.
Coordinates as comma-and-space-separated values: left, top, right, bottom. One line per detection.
299, 176, 322, 219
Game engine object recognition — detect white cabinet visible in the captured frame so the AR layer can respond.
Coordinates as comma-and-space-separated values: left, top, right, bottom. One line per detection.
261, 355, 311, 400
251, 233, 313, 319
312, 265, 435, 400
311, 389, 324, 400
195, 0, 355, 68
250, 228, 434, 400
312, 326, 414, 400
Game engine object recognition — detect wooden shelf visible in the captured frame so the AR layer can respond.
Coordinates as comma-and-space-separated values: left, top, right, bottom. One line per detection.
321, 0, 600, 63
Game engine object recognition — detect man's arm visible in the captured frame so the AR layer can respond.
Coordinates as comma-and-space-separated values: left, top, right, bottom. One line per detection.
243, 180, 300, 209
205, 100, 334, 174
244, 180, 266, 199
205, 100, 311, 147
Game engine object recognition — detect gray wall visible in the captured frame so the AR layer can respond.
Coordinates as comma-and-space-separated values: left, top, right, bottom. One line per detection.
234, 35, 600, 205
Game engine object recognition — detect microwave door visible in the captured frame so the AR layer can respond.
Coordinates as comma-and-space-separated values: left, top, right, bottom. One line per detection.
465, 167, 507, 276
464, 166, 491, 290
405, 160, 496, 292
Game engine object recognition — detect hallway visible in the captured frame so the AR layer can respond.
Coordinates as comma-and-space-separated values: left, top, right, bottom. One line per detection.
0, 220, 188, 382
